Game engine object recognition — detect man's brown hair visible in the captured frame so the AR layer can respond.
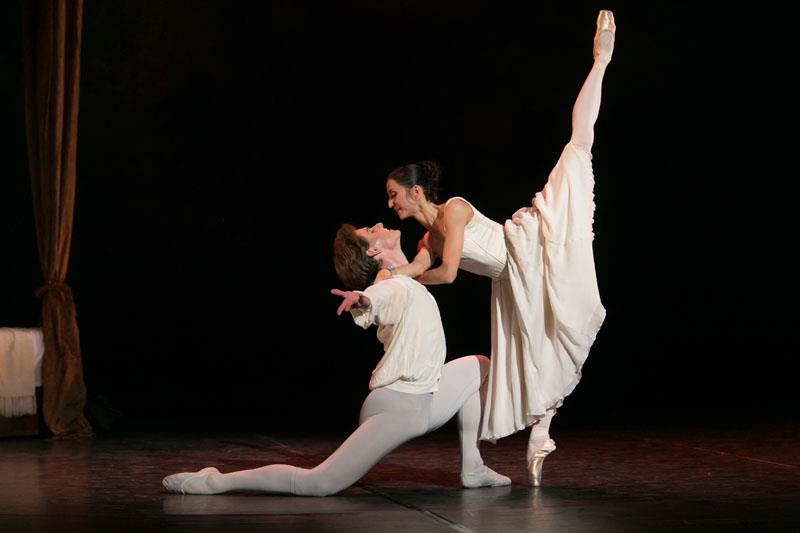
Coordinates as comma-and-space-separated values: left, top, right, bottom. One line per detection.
333, 224, 382, 291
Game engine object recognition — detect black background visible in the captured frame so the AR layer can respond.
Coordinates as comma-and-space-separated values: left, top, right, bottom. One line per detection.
1, 1, 793, 433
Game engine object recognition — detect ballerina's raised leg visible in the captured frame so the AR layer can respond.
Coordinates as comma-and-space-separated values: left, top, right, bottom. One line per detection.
526, 8, 615, 487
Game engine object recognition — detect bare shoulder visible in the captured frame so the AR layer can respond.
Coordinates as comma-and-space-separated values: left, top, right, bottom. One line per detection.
442, 197, 473, 224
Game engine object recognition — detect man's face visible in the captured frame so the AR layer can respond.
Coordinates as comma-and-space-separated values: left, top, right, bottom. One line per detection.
355, 222, 401, 258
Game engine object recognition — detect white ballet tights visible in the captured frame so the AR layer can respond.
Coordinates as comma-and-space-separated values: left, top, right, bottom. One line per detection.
163, 355, 508, 496
526, 408, 556, 463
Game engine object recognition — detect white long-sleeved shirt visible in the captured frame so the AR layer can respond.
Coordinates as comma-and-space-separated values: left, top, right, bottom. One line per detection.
351, 276, 446, 394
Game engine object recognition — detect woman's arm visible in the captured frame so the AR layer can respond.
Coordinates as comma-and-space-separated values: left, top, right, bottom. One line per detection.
395, 247, 433, 278
373, 246, 432, 283
415, 200, 470, 285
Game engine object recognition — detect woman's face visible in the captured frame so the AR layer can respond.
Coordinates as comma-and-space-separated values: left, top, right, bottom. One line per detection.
386, 179, 418, 220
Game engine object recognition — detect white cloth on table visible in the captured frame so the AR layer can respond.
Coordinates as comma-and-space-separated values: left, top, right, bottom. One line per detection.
0, 328, 44, 417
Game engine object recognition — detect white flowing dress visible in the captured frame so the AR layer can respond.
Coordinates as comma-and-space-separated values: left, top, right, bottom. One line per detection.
450, 142, 606, 442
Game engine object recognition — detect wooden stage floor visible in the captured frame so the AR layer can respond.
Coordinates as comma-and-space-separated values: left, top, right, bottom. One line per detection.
1, 421, 798, 532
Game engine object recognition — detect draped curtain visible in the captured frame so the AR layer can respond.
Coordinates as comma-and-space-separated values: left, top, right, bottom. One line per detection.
22, 0, 92, 438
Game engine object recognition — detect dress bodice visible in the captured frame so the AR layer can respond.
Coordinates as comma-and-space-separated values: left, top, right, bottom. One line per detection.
448, 197, 509, 280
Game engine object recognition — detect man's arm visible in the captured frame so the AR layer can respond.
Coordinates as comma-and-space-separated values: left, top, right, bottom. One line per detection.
332, 280, 410, 328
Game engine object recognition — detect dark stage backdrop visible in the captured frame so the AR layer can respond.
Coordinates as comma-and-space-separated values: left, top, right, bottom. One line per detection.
2, 1, 792, 432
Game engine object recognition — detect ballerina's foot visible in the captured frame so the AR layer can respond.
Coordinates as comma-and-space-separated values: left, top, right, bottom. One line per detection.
461, 465, 512, 488
527, 438, 557, 487
594, 10, 616, 65
162, 466, 221, 494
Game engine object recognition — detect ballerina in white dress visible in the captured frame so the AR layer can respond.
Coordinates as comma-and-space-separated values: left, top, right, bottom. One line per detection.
373, 10, 616, 486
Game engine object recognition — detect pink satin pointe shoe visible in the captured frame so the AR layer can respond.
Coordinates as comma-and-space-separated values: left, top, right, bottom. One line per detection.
527, 438, 556, 487
594, 10, 616, 65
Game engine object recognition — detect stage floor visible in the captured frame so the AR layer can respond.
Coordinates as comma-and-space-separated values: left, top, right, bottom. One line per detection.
1, 422, 798, 532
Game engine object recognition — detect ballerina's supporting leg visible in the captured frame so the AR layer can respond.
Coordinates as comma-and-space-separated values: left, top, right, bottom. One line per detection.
526, 408, 557, 487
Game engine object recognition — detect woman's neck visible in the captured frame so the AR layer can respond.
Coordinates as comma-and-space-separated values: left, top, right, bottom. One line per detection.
415, 200, 440, 229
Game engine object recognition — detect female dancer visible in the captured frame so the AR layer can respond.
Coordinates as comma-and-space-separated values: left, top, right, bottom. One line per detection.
375, 11, 615, 485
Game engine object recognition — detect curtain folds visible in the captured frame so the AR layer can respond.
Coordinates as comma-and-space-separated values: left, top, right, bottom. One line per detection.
22, 0, 92, 438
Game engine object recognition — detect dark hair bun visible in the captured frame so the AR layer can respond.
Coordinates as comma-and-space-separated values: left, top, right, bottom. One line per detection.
418, 160, 441, 187
417, 161, 442, 202
387, 159, 443, 202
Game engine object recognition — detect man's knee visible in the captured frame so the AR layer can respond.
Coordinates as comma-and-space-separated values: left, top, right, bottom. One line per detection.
446, 355, 490, 384
474, 355, 490, 383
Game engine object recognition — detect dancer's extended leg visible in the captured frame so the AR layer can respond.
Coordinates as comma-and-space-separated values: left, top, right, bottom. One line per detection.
163, 357, 510, 496
525, 10, 615, 486
163, 389, 431, 496
570, 10, 615, 152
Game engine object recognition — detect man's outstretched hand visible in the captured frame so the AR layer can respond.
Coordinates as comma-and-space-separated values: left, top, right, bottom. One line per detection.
331, 289, 369, 316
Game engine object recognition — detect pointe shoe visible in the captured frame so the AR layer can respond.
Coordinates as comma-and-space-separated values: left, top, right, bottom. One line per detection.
162, 466, 220, 494
527, 438, 556, 487
594, 10, 616, 65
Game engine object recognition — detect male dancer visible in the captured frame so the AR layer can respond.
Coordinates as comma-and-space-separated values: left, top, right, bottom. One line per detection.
162, 222, 509, 495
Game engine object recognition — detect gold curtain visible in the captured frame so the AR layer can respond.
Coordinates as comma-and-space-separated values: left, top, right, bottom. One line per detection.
22, 0, 92, 438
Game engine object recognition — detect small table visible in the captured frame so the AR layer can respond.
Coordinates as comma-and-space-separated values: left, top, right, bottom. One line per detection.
0, 328, 44, 437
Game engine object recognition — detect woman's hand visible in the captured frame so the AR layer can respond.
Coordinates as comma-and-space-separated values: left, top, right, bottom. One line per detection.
330, 289, 368, 315
373, 268, 393, 284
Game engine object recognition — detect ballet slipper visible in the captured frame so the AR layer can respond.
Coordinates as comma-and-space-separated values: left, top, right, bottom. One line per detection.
461, 465, 512, 488
162, 466, 220, 494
